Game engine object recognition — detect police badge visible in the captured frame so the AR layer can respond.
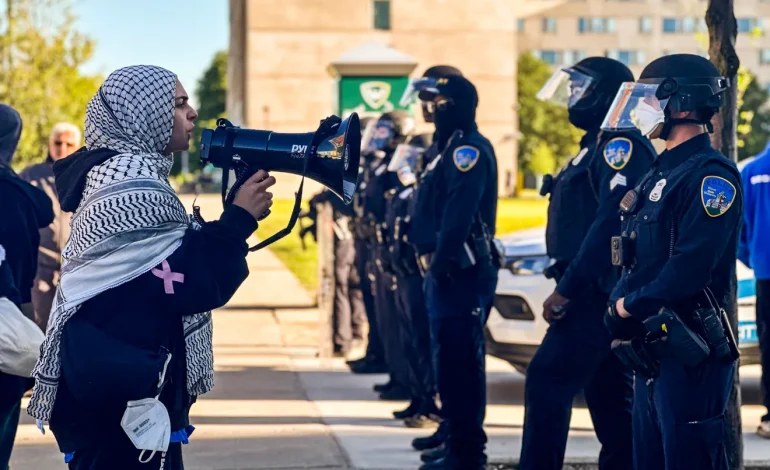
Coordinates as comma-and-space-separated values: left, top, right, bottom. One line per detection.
603, 138, 633, 170
453, 146, 480, 172
701, 176, 736, 217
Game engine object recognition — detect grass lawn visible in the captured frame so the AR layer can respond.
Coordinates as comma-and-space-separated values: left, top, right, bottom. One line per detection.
260, 196, 548, 295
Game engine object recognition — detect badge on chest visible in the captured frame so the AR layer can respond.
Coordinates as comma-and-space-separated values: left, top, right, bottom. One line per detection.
649, 179, 667, 202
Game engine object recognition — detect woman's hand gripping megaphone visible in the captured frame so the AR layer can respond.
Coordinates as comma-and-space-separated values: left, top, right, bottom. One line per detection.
232, 170, 277, 221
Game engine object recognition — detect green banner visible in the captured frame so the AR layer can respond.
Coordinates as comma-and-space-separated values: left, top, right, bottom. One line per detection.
338, 76, 411, 118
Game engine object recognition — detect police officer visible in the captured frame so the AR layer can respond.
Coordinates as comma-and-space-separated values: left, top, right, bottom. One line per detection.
399, 65, 466, 455
348, 115, 389, 374
410, 75, 498, 470
360, 111, 415, 399
385, 135, 441, 427
602, 54, 741, 470
519, 57, 657, 470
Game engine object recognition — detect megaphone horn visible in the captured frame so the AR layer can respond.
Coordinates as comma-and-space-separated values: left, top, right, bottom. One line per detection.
200, 113, 361, 204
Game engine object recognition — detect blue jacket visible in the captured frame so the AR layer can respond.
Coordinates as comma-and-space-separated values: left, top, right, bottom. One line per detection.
739, 142, 770, 280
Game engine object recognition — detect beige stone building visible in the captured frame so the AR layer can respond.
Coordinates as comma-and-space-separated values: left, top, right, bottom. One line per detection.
228, 0, 519, 197
518, 0, 770, 86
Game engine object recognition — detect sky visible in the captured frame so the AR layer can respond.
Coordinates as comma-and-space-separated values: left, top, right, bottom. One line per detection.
71, 0, 229, 106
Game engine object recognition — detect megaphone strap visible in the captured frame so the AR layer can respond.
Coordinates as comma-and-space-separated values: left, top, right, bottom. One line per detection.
249, 116, 342, 252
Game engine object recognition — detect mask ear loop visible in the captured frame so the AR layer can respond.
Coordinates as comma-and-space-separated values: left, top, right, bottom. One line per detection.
137, 353, 173, 464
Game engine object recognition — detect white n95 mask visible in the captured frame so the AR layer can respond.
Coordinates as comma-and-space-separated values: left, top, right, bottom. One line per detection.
633, 101, 665, 137
121, 353, 172, 463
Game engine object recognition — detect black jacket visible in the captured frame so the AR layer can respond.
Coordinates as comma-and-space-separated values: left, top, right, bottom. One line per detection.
47, 148, 256, 453
0, 168, 55, 307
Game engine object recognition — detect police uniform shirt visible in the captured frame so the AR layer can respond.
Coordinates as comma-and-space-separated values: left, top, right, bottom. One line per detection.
555, 130, 656, 298
430, 129, 498, 278
611, 133, 743, 317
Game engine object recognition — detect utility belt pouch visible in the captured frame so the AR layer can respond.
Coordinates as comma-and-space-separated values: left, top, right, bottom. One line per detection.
611, 337, 660, 379
694, 306, 740, 363
611, 235, 634, 267
644, 307, 711, 368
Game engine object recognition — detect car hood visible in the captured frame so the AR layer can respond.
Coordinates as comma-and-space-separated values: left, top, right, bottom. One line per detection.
500, 227, 546, 258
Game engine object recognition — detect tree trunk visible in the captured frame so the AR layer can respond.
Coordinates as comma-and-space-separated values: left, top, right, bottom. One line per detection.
706, 1, 743, 469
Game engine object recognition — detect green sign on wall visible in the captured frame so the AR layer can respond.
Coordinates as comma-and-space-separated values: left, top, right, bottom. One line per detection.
338, 76, 411, 119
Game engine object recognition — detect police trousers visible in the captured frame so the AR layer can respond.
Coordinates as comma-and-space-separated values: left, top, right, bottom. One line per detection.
373, 264, 410, 387
424, 269, 497, 464
633, 356, 735, 470
355, 238, 383, 362
67, 439, 183, 470
519, 293, 633, 470
332, 238, 366, 353
395, 273, 435, 407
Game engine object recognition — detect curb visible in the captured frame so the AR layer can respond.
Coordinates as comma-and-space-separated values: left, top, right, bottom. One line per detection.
488, 461, 770, 470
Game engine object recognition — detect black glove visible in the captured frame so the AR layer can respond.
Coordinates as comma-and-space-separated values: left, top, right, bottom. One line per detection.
611, 337, 660, 378
604, 303, 645, 339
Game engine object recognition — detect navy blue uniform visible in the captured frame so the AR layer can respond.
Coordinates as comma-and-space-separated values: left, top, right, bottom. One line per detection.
421, 128, 498, 465
352, 161, 384, 364
365, 155, 410, 389
609, 134, 742, 470
387, 180, 436, 413
521, 130, 655, 470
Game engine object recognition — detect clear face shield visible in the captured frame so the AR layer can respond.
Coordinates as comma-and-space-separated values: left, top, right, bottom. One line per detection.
399, 77, 439, 108
601, 82, 670, 137
360, 120, 396, 154
387, 144, 424, 187
536, 67, 595, 109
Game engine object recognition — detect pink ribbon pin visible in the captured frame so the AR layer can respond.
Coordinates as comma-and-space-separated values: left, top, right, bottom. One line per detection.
152, 259, 184, 294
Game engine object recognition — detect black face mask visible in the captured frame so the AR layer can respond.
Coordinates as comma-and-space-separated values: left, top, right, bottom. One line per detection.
434, 102, 475, 149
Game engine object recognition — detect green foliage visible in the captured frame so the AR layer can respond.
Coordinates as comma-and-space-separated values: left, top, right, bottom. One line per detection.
517, 53, 581, 175
738, 71, 770, 161
0, 0, 102, 169
177, 50, 227, 175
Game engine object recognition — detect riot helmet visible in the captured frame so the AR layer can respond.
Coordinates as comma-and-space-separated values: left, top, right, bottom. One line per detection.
360, 110, 415, 156
418, 75, 478, 148
537, 57, 634, 131
387, 143, 424, 187
400, 65, 463, 123
601, 54, 728, 140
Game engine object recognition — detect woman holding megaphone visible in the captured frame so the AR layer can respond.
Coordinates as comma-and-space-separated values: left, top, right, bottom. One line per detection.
26, 65, 275, 469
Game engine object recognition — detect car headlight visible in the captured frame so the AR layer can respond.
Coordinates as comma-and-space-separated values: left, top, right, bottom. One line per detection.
508, 255, 551, 275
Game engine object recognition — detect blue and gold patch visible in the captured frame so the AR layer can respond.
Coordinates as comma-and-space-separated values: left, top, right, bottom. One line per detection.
453, 146, 480, 172
701, 176, 736, 217
603, 137, 633, 170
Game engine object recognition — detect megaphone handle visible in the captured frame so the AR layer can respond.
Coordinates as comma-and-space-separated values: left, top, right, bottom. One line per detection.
258, 210, 271, 221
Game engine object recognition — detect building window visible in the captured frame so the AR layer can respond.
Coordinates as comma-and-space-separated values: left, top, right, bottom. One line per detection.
518, 18, 525, 32
542, 17, 557, 33
663, 18, 678, 33
738, 18, 763, 34
533, 50, 587, 66
682, 17, 695, 33
607, 49, 645, 66
639, 17, 652, 34
578, 17, 615, 33
761, 49, 770, 65
373, 0, 391, 30
539, 50, 560, 65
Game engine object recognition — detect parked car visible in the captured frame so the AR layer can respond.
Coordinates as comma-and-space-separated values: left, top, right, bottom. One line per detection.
485, 227, 759, 374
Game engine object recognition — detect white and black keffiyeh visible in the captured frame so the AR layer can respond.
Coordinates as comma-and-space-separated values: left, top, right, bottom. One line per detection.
28, 65, 215, 422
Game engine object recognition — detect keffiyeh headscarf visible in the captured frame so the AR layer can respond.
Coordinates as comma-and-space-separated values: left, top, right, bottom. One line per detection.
28, 65, 215, 422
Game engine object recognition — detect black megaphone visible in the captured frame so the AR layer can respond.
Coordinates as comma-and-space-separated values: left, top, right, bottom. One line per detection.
199, 113, 362, 251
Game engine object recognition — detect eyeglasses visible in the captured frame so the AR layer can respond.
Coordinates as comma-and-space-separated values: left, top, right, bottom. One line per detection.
426, 98, 455, 113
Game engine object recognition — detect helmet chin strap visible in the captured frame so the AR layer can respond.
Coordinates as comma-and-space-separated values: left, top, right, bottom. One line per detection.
660, 118, 712, 140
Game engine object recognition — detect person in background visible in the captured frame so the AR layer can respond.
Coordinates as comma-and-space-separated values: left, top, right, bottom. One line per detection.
20, 122, 82, 331
0, 104, 55, 470
738, 141, 770, 438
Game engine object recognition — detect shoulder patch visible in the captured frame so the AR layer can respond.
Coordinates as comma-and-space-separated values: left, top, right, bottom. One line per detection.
701, 176, 736, 217
603, 137, 633, 170
453, 146, 480, 172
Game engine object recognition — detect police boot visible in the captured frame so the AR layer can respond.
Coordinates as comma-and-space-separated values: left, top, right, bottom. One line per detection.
404, 413, 440, 429
378, 385, 411, 401
349, 358, 388, 374
420, 443, 448, 463
411, 424, 446, 451
393, 400, 421, 419
375, 381, 396, 393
